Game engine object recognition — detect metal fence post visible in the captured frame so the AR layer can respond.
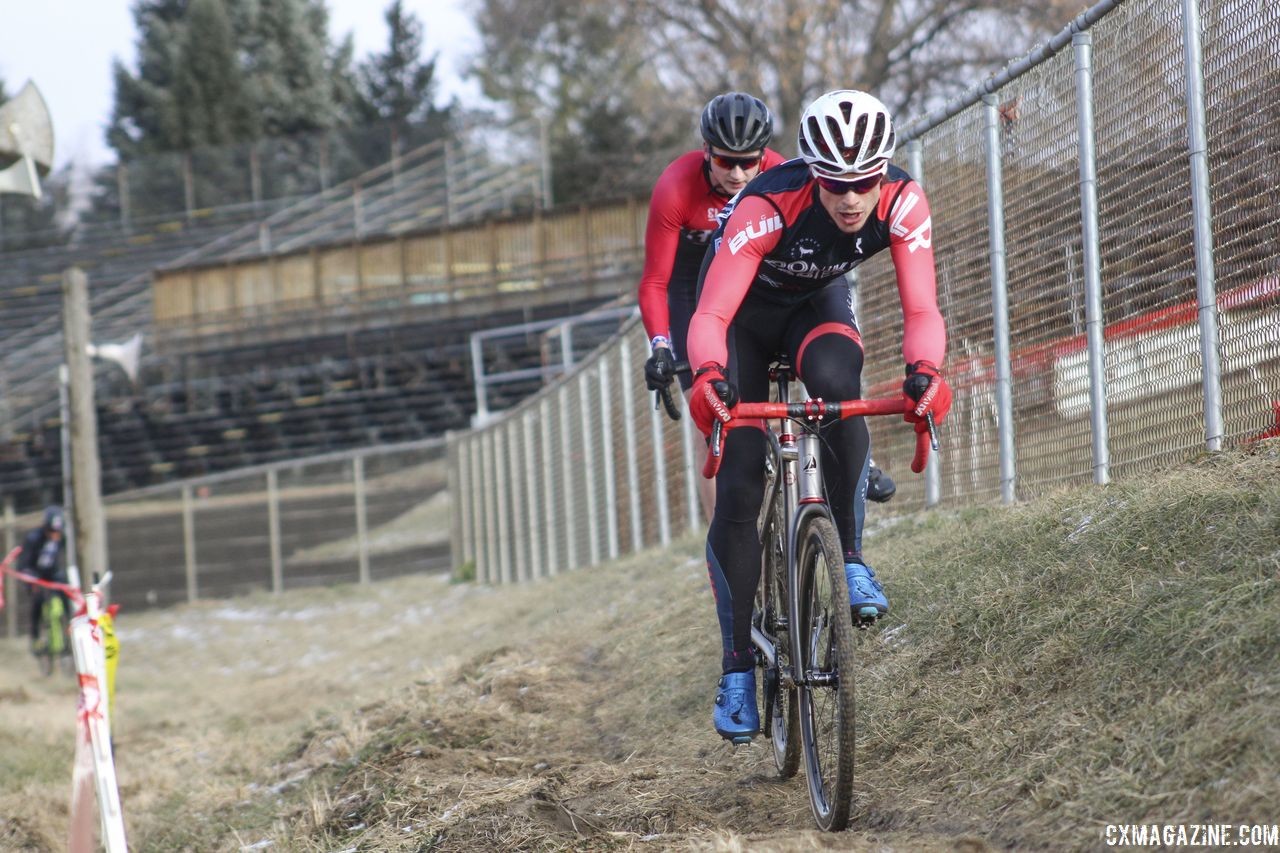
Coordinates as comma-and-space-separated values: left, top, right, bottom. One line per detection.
523, 412, 543, 578
482, 430, 499, 583
494, 427, 512, 583
579, 371, 601, 566
984, 94, 1017, 504
1073, 32, 1111, 485
1182, 0, 1224, 451
541, 397, 558, 575
598, 355, 620, 561
906, 138, 943, 507
619, 339, 644, 553
182, 484, 199, 601
559, 385, 576, 572
353, 455, 370, 584
267, 470, 283, 594
469, 436, 486, 580
509, 422, 528, 581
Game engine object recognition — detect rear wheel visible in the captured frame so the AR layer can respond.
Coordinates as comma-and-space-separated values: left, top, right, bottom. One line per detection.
758, 502, 799, 778
795, 515, 857, 831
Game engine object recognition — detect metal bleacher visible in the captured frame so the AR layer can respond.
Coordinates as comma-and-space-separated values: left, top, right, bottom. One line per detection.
0, 117, 642, 510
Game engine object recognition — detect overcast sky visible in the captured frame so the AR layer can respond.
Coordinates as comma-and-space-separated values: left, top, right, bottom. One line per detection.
0, 0, 480, 170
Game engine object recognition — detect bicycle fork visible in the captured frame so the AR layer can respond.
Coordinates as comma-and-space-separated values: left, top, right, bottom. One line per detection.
751, 413, 831, 691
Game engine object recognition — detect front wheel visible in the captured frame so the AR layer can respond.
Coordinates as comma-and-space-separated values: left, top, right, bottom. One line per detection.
795, 515, 858, 831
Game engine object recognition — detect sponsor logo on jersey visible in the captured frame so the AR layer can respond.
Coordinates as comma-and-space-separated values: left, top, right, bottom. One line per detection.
762, 258, 856, 280
889, 190, 932, 253
792, 237, 820, 259
728, 213, 784, 254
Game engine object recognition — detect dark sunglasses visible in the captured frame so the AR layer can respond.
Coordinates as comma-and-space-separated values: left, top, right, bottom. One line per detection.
816, 173, 883, 195
708, 152, 763, 171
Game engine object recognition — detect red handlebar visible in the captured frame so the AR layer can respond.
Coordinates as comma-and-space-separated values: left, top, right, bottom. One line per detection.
702, 396, 933, 479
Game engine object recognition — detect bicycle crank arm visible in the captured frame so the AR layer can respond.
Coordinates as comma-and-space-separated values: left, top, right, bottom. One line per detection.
751, 626, 777, 669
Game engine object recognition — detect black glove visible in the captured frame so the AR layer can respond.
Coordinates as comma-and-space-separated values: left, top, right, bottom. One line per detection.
644, 347, 678, 393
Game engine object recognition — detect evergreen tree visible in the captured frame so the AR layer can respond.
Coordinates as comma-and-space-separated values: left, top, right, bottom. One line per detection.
357, 0, 453, 156
173, 0, 253, 148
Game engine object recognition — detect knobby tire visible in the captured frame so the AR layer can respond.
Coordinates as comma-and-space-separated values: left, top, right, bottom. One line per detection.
795, 515, 857, 831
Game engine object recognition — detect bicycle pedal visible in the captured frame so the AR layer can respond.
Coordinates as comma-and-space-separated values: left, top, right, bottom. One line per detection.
729, 735, 755, 746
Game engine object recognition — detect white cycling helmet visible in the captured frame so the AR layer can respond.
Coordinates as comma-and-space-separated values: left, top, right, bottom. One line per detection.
797, 90, 896, 179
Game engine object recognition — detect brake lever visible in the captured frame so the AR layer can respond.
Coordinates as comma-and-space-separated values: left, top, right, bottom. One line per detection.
925, 412, 939, 453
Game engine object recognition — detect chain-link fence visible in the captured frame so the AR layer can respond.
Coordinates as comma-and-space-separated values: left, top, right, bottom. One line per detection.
3, 439, 446, 638
449, 0, 1280, 582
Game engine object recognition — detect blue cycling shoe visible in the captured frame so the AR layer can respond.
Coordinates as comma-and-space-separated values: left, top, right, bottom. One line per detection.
845, 561, 889, 620
713, 670, 759, 744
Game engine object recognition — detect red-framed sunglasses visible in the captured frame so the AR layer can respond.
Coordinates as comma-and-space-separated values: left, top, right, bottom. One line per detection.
708, 152, 764, 171
815, 173, 883, 195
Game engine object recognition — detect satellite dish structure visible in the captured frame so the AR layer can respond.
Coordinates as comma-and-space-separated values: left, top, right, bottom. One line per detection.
87, 333, 143, 384
0, 81, 55, 199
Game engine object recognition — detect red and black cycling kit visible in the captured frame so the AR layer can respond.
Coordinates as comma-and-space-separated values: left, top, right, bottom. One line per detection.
637, 148, 787, 387
687, 159, 945, 673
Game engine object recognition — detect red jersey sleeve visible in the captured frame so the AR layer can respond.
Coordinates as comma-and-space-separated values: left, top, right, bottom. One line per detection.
637, 164, 692, 341
687, 195, 785, 370
883, 182, 946, 367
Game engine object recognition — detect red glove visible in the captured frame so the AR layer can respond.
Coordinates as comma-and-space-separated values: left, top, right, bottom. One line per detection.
689, 363, 738, 436
903, 360, 952, 432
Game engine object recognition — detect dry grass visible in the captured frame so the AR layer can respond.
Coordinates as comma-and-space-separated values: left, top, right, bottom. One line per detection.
1, 445, 1276, 851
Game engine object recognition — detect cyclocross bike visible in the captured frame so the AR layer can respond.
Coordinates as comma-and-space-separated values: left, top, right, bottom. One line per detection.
702, 356, 935, 831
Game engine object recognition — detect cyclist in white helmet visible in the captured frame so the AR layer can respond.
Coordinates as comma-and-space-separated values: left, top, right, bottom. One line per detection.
684, 89, 952, 742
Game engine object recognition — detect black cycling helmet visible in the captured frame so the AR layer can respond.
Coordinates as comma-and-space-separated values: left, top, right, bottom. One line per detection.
700, 92, 774, 153
43, 505, 65, 533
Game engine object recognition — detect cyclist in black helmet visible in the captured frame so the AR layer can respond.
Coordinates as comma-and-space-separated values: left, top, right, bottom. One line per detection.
18, 506, 71, 646
637, 92, 787, 518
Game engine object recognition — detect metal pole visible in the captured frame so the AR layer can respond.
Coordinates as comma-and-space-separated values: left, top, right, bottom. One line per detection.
905, 139, 943, 507
468, 437, 485, 578
1182, 0, 1223, 451
449, 434, 471, 571
579, 371, 601, 566
353, 456, 370, 585
267, 469, 283, 594
482, 430, 499, 583
494, 428, 512, 582
559, 385, 576, 572
1074, 33, 1111, 485
523, 412, 543, 578
469, 333, 490, 426
619, 340, 644, 553
598, 356, 620, 561
541, 397, 559, 574
983, 96, 1017, 504
182, 484, 198, 602
508, 424, 528, 581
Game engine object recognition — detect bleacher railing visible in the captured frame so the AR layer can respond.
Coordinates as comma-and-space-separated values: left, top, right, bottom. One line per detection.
151, 197, 648, 350
447, 0, 1280, 582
